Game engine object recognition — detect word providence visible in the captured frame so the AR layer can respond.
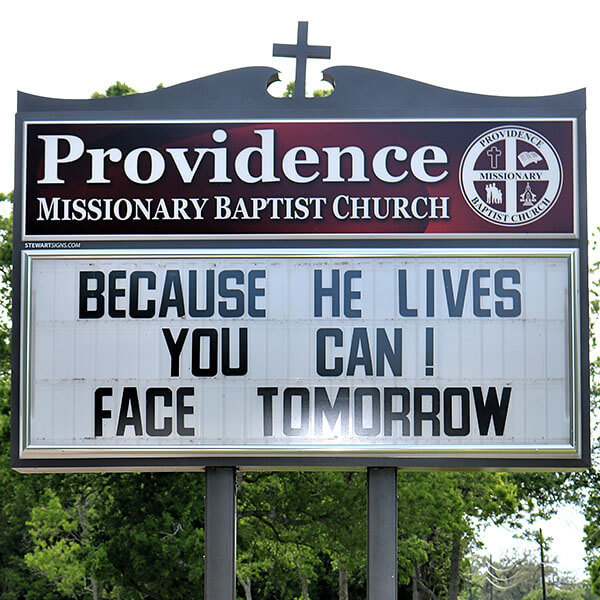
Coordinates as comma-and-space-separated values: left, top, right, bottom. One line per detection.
36, 131, 450, 186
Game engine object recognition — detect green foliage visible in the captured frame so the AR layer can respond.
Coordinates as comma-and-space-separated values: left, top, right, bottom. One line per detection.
0, 202, 208, 597
91, 81, 138, 98
584, 231, 600, 596
237, 471, 365, 598
462, 553, 598, 600
283, 81, 294, 97
0, 196, 61, 598
592, 557, 600, 596
0, 192, 12, 374
91, 81, 166, 99
523, 586, 591, 600
91, 472, 206, 597
398, 471, 519, 596
283, 81, 332, 98
509, 473, 580, 517
25, 491, 87, 596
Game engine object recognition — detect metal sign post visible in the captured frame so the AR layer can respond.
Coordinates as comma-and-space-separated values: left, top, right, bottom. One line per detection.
205, 468, 237, 599
368, 467, 398, 599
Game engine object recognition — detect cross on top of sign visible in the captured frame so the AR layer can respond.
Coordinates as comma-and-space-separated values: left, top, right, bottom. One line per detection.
273, 21, 331, 99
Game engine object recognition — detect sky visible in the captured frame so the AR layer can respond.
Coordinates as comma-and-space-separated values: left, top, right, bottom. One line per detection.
1, 0, 597, 581
480, 505, 588, 580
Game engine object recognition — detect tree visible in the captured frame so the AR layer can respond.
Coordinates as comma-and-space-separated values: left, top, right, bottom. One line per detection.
25, 490, 95, 598
461, 552, 597, 600
283, 81, 332, 98
237, 471, 366, 600
523, 586, 591, 600
91, 81, 165, 98
24, 472, 207, 599
0, 192, 69, 598
91, 81, 138, 98
396, 472, 519, 600
581, 244, 600, 596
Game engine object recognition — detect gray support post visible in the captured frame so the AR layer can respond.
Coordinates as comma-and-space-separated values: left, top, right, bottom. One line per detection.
205, 467, 237, 600
367, 467, 398, 600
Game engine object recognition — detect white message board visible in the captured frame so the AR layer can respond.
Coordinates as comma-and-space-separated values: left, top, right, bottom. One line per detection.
19, 249, 579, 461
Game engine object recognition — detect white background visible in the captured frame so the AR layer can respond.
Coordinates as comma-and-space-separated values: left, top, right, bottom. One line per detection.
1, 0, 595, 579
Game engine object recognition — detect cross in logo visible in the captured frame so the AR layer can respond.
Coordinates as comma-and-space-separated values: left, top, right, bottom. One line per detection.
486, 146, 502, 169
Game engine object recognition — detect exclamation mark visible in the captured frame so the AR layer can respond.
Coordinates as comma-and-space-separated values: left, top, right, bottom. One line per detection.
425, 327, 434, 376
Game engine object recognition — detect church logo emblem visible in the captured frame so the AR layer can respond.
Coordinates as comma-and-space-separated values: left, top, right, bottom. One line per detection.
459, 126, 563, 226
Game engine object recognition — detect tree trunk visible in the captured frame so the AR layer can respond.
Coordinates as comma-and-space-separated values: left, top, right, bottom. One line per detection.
413, 562, 442, 600
413, 562, 424, 600
301, 573, 309, 600
338, 569, 349, 600
448, 536, 461, 600
238, 575, 252, 600
92, 577, 100, 600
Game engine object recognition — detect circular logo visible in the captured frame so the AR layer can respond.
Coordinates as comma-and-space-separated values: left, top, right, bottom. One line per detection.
459, 126, 563, 226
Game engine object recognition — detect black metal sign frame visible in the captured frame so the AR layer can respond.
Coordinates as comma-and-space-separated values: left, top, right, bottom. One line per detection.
11, 39, 589, 473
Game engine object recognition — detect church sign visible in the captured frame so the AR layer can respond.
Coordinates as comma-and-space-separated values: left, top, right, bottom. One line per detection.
11, 26, 588, 472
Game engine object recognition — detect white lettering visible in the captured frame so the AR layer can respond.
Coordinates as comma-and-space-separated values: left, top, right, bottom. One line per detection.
234, 129, 280, 184
124, 148, 165, 184
86, 148, 122, 183
282, 146, 320, 183
372, 146, 408, 183
411, 146, 449, 183
323, 146, 369, 183
38, 135, 85, 184
37, 197, 60, 220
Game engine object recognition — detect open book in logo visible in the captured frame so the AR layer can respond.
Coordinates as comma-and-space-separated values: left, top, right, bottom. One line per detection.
518, 151, 543, 167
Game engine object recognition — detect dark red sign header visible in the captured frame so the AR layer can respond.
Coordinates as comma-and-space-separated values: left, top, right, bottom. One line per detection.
23, 120, 576, 238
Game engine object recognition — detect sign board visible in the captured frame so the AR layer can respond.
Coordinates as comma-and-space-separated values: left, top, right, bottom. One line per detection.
22, 120, 576, 239
11, 60, 589, 471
